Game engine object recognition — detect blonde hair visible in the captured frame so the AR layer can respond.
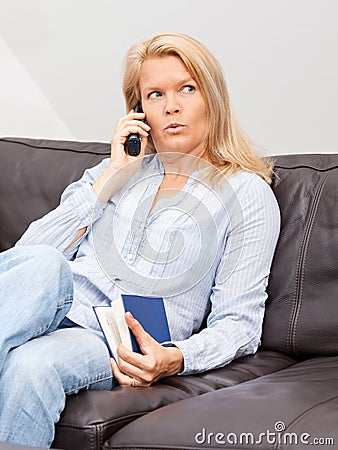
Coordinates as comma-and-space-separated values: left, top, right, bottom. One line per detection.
123, 32, 273, 184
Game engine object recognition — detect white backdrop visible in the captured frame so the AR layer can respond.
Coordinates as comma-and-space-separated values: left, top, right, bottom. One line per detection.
0, 0, 337, 155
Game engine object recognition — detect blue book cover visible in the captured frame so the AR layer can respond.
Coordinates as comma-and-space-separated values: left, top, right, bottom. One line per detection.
93, 295, 171, 357
121, 294, 171, 353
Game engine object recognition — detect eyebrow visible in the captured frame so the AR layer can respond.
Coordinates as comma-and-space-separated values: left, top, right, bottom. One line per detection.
142, 77, 196, 93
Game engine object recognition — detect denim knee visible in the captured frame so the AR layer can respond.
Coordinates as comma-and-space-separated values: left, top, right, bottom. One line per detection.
15, 244, 69, 273
5, 344, 60, 392
1, 245, 74, 335
17, 245, 74, 304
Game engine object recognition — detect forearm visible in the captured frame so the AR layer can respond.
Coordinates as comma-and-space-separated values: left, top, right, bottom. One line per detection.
16, 182, 105, 259
172, 315, 262, 375
91, 166, 118, 203
92, 161, 142, 203
63, 226, 87, 252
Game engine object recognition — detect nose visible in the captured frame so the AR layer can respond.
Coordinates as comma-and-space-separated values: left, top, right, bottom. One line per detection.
165, 95, 180, 115
166, 106, 180, 115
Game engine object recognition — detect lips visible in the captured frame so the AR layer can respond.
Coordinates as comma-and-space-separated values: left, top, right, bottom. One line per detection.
164, 123, 185, 133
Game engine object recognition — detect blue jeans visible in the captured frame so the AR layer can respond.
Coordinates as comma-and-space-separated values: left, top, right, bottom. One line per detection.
0, 245, 114, 448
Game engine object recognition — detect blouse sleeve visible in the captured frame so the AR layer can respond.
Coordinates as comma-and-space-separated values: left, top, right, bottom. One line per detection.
171, 174, 281, 375
15, 158, 110, 260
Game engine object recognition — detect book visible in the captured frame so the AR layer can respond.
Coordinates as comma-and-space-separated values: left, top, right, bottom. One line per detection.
93, 294, 171, 358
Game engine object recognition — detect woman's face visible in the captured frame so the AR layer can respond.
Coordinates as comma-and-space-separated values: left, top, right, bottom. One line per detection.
139, 55, 209, 160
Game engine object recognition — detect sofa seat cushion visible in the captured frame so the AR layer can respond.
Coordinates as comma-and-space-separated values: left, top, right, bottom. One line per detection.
106, 355, 338, 449
53, 350, 295, 450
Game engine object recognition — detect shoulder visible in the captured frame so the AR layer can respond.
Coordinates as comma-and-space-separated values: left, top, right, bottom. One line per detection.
219, 170, 280, 228
227, 169, 271, 193
226, 170, 278, 207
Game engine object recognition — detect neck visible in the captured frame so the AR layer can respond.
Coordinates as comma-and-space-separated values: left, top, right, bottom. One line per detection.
158, 150, 211, 177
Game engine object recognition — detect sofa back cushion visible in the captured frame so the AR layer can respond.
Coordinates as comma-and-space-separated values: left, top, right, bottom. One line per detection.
261, 154, 338, 358
0, 137, 109, 251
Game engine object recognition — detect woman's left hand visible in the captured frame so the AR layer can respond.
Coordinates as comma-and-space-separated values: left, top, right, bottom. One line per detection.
110, 312, 184, 387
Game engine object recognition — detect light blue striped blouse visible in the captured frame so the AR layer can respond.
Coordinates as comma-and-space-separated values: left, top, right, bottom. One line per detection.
16, 154, 280, 375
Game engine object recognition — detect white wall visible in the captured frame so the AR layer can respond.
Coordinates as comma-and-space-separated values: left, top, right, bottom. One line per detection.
0, 0, 337, 155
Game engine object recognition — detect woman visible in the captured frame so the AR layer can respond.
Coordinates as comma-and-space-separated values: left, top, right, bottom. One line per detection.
0, 33, 280, 447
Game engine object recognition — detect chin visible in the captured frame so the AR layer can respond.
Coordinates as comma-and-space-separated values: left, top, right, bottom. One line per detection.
157, 151, 187, 161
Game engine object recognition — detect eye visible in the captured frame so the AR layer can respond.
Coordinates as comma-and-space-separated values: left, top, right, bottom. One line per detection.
182, 85, 195, 93
148, 91, 162, 99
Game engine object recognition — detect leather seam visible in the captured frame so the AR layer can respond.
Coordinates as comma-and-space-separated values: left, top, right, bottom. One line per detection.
56, 412, 145, 433
287, 237, 303, 353
274, 163, 338, 172
54, 424, 98, 450
0, 137, 111, 155
287, 174, 329, 354
291, 175, 328, 353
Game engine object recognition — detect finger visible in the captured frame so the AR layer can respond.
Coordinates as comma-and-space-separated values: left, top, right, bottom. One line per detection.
122, 111, 146, 127
129, 120, 150, 134
117, 344, 151, 371
115, 112, 149, 135
122, 124, 150, 139
125, 313, 152, 344
118, 108, 147, 128
113, 350, 152, 384
122, 119, 150, 130
126, 312, 157, 353
125, 312, 146, 336
110, 358, 135, 386
116, 352, 156, 385
127, 110, 146, 120
117, 355, 150, 380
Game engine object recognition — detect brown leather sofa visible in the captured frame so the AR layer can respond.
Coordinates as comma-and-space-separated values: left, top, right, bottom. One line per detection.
0, 137, 337, 450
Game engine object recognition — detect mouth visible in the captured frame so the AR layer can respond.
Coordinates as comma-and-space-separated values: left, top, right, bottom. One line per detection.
164, 123, 185, 133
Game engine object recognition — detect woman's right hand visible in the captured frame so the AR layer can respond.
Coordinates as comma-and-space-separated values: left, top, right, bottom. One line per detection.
92, 109, 151, 203
109, 109, 150, 170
